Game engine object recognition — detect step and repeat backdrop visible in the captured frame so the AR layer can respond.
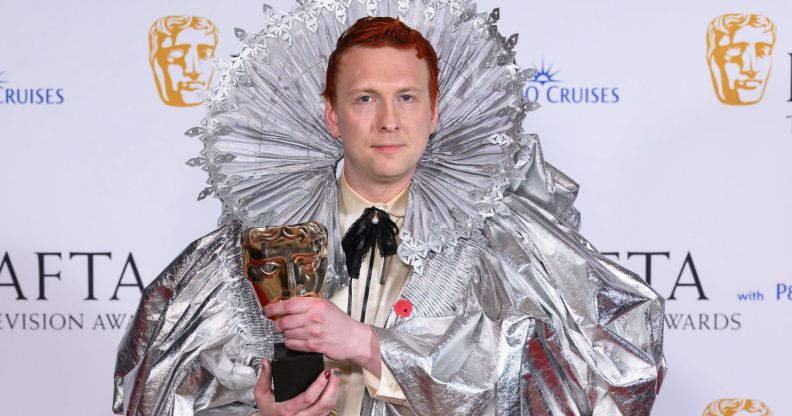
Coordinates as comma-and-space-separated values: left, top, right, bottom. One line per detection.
1, 0, 790, 415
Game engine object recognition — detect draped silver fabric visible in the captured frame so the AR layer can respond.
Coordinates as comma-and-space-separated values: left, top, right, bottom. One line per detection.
113, 223, 268, 415
114, 0, 666, 414
374, 191, 665, 415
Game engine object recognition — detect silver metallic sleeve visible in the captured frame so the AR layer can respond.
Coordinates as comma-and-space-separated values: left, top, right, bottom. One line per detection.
374, 189, 666, 416
113, 223, 271, 416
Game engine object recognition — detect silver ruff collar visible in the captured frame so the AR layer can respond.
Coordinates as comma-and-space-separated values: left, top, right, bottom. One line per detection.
184, 0, 578, 290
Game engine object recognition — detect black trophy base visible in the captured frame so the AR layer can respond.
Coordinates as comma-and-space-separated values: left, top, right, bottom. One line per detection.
271, 343, 325, 402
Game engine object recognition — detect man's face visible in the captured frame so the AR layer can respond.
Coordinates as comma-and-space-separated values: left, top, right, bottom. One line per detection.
154, 27, 216, 106
710, 25, 774, 105
323, 46, 438, 189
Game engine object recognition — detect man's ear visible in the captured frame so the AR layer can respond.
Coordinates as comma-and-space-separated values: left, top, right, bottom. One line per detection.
430, 98, 439, 133
323, 98, 341, 138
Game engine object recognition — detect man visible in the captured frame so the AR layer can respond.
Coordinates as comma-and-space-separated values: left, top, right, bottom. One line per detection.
253, 18, 439, 415
115, 3, 665, 415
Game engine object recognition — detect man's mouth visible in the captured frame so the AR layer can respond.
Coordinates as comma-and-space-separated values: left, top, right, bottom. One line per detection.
371, 144, 405, 154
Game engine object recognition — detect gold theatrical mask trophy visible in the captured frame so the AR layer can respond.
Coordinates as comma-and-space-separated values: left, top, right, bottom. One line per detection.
241, 222, 328, 402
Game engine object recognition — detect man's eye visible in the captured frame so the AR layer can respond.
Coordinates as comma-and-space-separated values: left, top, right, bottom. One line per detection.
358, 95, 373, 103
400, 95, 414, 102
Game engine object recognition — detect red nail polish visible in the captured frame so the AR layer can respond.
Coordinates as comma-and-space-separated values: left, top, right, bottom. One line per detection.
324, 370, 330, 379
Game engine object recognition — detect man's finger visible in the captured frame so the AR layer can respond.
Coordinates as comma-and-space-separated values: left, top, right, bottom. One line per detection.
264, 297, 314, 318
254, 359, 276, 414
272, 313, 309, 333
283, 325, 321, 341
301, 369, 342, 416
282, 369, 332, 413
255, 359, 272, 394
283, 338, 313, 352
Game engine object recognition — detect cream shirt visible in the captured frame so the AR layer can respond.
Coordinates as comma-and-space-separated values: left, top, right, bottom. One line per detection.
326, 173, 411, 415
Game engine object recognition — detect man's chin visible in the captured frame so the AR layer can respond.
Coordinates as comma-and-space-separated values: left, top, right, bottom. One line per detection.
372, 171, 412, 182
367, 166, 417, 183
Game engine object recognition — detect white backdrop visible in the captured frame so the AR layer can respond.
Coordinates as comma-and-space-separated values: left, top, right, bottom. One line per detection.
1, 1, 791, 414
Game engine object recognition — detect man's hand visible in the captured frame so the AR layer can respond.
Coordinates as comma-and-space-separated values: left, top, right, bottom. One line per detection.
265, 297, 382, 377
255, 359, 340, 416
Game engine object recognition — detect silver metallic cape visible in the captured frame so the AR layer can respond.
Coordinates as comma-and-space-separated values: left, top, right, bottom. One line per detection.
114, 0, 666, 414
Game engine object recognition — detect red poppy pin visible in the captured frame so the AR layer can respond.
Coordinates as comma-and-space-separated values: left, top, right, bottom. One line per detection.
394, 299, 413, 318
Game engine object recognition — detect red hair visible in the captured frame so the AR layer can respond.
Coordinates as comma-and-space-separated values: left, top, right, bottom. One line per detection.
321, 17, 439, 109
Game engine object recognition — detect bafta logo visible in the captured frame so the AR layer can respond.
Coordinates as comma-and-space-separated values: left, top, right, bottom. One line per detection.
148, 16, 218, 107
703, 398, 772, 416
706, 13, 776, 105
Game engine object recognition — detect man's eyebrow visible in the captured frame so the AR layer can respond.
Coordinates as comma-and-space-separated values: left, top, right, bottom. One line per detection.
345, 88, 377, 95
396, 86, 423, 93
344, 86, 424, 95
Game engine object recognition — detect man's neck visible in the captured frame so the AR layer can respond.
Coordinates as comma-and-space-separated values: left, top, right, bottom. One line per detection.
342, 168, 412, 204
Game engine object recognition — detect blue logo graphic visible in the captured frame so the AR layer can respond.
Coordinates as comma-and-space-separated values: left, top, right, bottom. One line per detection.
524, 58, 619, 105
0, 70, 65, 105
528, 58, 562, 86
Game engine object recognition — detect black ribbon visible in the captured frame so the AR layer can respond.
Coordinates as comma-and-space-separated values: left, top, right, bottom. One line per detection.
341, 206, 398, 322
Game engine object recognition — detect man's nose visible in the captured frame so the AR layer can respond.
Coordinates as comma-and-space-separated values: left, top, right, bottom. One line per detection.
379, 101, 399, 132
741, 47, 758, 78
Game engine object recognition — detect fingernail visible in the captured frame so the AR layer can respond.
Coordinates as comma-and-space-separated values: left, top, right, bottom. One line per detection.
324, 370, 330, 379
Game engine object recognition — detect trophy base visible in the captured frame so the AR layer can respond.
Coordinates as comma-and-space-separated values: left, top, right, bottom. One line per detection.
272, 343, 325, 402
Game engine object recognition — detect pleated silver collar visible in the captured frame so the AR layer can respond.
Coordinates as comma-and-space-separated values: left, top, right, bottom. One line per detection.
184, 0, 539, 288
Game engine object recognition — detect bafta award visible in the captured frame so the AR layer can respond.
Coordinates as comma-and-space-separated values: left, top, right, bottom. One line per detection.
241, 222, 328, 402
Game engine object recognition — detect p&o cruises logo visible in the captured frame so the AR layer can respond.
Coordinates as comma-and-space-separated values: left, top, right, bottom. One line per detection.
523, 58, 620, 105
706, 13, 776, 105
149, 16, 218, 107
0, 70, 65, 105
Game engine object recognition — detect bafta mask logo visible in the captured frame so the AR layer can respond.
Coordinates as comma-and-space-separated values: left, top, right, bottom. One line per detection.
706, 13, 776, 105
148, 16, 218, 107
703, 398, 772, 416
